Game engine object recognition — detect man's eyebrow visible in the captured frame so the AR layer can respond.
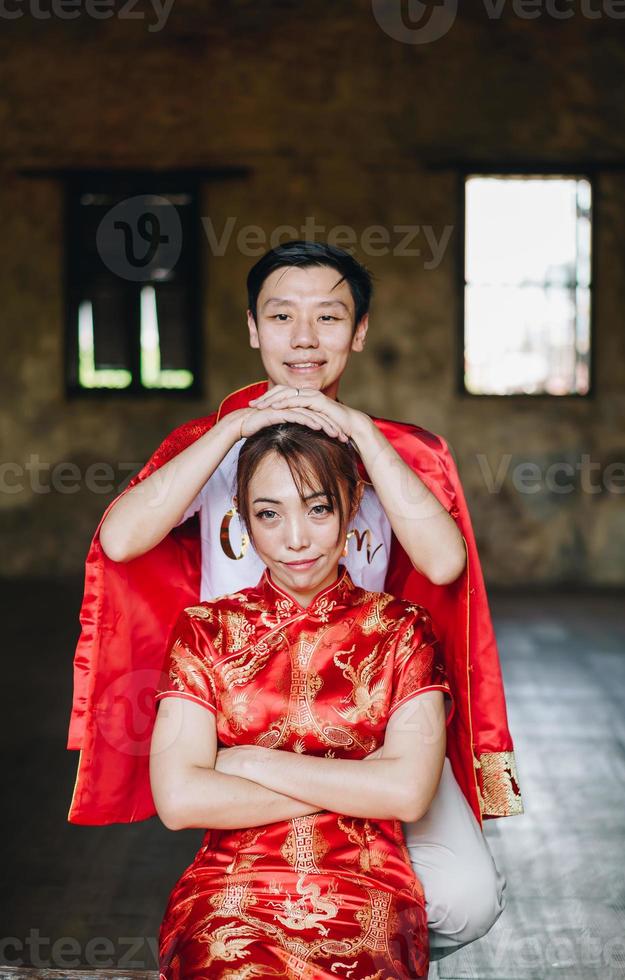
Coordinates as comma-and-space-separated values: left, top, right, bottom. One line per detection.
261, 297, 350, 311
318, 300, 349, 311
262, 297, 294, 308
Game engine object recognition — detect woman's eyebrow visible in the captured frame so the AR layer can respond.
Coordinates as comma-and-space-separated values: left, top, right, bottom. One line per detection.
252, 491, 329, 505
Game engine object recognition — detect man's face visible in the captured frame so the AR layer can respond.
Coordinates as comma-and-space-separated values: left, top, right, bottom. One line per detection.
247, 264, 368, 399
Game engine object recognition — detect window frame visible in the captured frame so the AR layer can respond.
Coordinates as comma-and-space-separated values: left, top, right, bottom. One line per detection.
456, 165, 597, 400
63, 169, 204, 400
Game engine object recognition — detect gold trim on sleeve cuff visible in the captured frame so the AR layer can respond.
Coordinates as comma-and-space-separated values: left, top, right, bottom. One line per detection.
474, 749, 524, 818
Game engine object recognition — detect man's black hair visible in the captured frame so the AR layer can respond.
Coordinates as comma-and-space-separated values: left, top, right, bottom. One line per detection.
246, 240, 373, 326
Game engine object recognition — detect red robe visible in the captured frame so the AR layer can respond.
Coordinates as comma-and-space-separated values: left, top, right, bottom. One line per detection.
67, 379, 523, 826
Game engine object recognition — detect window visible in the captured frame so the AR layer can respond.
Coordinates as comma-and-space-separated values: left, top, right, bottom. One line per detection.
65, 172, 202, 397
460, 173, 593, 397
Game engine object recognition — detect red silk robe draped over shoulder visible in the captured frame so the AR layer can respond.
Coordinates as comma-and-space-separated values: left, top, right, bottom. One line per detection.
154, 566, 454, 980
67, 379, 523, 826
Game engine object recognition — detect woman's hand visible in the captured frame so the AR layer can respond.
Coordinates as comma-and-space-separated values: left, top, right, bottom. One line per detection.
249, 386, 367, 443
234, 403, 350, 442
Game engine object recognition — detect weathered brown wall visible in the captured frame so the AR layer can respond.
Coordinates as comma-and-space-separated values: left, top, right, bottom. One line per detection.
1, 1, 624, 585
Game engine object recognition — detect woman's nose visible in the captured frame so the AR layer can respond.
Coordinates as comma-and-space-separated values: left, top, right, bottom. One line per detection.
285, 517, 311, 550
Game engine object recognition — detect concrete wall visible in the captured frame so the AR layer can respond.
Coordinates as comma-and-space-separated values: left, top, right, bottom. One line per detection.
1, 1, 624, 585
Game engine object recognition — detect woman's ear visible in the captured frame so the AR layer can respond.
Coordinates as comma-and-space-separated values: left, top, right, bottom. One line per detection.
233, 494, 238, 511
350, 479, 366, 520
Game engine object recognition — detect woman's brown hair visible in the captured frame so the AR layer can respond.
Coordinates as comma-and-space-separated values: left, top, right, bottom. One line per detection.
236, 423, 362, 545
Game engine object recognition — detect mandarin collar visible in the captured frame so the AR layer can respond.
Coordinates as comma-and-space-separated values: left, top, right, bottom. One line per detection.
216, 380, 269, 421
257, 565, 356, 620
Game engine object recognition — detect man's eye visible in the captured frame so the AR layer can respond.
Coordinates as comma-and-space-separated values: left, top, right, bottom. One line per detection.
272, 314, 290, 322
320, 315, 338, 322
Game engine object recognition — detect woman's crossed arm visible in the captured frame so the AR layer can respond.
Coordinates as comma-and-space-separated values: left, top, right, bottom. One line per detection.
150, 697, 321, 831
149, 691, 446, 831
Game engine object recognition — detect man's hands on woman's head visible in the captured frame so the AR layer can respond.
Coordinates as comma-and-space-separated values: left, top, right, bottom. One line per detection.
249, 386, 363, 443
237, 400, 349, 442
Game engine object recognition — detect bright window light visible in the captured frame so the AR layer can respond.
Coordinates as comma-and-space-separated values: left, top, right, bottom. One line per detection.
464, 175, 592, 396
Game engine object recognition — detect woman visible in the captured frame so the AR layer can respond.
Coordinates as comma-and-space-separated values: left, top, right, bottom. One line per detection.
150, 422, 454, 979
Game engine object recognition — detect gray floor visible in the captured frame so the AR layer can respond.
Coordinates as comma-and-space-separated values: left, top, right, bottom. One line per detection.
2, 581, 625, 978
430, 593, 625, 980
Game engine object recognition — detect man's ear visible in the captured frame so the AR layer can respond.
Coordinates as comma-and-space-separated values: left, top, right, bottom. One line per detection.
351, 313, 369, 353
247, 310, 260, 349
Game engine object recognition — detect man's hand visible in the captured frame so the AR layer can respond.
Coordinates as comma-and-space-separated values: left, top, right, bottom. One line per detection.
249, 386, 365, 442
232, 400, 350, 443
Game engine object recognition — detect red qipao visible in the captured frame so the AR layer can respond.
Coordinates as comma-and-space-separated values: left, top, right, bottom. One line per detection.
155, 565, 454, 979
67, 379, 523, 826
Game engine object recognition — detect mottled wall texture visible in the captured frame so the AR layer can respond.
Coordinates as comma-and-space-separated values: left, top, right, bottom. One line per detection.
1, 1, 624, 585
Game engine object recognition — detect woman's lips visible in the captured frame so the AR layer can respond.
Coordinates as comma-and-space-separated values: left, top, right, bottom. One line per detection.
284, 557, 320, 569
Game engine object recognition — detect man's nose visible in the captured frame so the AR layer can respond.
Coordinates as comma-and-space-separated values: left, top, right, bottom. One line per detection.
290, 315, 319, 348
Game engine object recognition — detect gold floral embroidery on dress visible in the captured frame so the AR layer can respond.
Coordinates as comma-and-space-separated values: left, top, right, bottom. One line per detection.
280, 815, 330, 873
199, 920, 262, 966
333, 642, 390, 725
221, 689, 259, 734
357, 593, 397, 636
218, 964, 270, 979
166, 638, 216, 705
311, 596, 338, 623
337, 817, 390, 874
353, 889, 398, 959
183, 604, 214, 621
222, 609, 256, 653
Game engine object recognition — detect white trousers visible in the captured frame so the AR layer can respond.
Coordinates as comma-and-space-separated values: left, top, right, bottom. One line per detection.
402, 758, 507, 961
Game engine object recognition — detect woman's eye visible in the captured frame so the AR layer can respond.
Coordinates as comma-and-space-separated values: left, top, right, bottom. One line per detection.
310, 504, 333, 516
256, 509, 278, 520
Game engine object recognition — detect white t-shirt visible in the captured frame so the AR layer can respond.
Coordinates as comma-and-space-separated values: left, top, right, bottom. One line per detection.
176, 437, 392, 601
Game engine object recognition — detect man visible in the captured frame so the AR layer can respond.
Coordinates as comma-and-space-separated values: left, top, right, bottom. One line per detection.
67, 240, 522, 958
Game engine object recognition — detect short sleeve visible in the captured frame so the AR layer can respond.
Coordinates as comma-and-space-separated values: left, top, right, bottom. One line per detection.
155, 609, 217, 715
173, 490, 202, 528
388, 609, 455, 725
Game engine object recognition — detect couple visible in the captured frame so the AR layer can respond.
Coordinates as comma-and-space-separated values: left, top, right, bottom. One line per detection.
66, 241, 522, 974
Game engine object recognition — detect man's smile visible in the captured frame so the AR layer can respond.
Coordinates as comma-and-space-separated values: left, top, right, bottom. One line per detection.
284, 359, 327, 372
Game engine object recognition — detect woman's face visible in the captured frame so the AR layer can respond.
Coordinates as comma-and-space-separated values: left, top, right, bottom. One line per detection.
241, 451, 352, 607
